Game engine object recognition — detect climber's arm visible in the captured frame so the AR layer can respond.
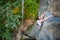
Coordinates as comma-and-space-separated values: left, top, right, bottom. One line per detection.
40, 12, 47, 18
44, 15, 54, 21
38, 12, 47, 19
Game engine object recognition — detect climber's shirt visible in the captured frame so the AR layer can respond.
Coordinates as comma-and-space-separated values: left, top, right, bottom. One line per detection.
37, 20, 42, 29
37, 20, 41, 26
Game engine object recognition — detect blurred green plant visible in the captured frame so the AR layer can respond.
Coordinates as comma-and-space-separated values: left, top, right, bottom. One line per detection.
24, 0, 39, 21
0, 0, 39, 40
0, 0, 22, 40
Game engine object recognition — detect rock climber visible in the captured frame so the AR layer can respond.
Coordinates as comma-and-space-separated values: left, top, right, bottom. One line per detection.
37, 11, 54, 29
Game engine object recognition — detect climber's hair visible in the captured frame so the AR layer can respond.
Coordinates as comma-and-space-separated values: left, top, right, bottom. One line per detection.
49, 0, 60, 17
36, 17, 39, 20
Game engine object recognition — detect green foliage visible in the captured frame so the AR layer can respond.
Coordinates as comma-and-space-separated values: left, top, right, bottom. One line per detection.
24, 0, 39, 20
0, 0, 22, 40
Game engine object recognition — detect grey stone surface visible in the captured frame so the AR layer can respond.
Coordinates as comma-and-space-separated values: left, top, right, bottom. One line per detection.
38, 16, 60, 40
38, 0, 51, 17
27, 13, 60, 40
25, 0, 60, 40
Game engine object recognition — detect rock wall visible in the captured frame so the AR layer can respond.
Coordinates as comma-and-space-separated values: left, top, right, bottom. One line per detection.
25, 0, 60, 40
38, 0, 60, 40
26, 0, 51, 39
38, 0, 51, 16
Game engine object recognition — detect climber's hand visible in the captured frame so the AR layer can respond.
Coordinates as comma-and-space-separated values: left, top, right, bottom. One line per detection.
40, 20, 44, 22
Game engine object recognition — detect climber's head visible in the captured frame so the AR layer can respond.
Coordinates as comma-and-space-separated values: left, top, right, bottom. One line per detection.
36, 17, 44, 21
49, 0, 60, 17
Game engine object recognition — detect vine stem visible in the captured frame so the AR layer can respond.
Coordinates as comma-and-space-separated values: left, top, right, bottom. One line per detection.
22, 0, 24, 25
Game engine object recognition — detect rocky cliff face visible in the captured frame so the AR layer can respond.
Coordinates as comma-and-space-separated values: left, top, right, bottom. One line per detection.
23, 0, 60, 40
26, 0, 51, 39
37, 0, 60, 40
38, 0, 51, 16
